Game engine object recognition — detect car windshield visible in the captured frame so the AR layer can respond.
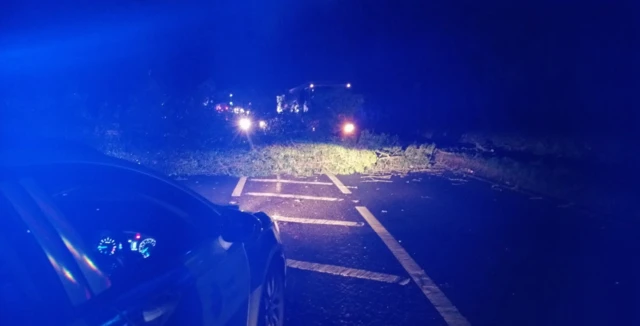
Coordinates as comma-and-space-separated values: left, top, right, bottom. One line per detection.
1, 1, 636, 326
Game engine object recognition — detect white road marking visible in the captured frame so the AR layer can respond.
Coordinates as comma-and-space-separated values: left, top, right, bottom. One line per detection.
272, 215, 364, 227
244, 192, 343, 201
326, 173, 352, 194
250, 178, 333, 185
231, 177, 248, 197
276, 174, 282, 193
362, 180, 393, 183
355, 206, 470, 326
286, 259, 409, 285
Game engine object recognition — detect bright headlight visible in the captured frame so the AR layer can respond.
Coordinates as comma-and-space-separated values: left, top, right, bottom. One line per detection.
239, 118, 252, 131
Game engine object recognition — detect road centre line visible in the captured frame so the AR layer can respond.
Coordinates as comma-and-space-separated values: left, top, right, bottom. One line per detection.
326, 173, 352, 194
272, 215, 364, 227
250, 178, 333, 186
244, 192, 343, 201
355, 206, 470, 326
231, 176, 247, 197
286, 259, 409, 285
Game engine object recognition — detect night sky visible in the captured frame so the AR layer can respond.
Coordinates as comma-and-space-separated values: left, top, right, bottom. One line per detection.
2, 0, 637, 138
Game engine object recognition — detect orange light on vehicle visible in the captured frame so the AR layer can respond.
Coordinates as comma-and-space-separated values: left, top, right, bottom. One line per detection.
343, 123, 355, 134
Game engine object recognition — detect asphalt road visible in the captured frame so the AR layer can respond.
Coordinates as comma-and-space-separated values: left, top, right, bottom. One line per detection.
178, 172, 637, 326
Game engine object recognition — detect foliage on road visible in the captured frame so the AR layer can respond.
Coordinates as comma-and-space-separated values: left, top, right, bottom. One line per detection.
433, 150, 579, 196
106, 135, 629, 217
105, 140, 438, 177
107, 144, 377, 176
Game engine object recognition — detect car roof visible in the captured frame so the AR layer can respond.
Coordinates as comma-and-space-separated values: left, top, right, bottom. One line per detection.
0, 138, 217, 206
0, 138, 145, 172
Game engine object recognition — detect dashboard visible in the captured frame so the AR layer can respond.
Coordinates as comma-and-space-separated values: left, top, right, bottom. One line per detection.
95, 231, 157, 275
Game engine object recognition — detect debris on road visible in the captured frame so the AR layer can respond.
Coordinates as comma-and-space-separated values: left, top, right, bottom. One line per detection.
352, 199, 360, 203
362, 174, 394, 183
361, 174, 392, 179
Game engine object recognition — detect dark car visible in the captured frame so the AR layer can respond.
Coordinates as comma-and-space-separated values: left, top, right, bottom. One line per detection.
0, 144, 285, 326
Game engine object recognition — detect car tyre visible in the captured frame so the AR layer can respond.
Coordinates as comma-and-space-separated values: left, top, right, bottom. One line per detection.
259, 262, 285, 326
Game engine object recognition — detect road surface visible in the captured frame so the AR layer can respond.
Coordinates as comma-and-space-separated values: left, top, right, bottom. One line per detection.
178, 172, 636, 326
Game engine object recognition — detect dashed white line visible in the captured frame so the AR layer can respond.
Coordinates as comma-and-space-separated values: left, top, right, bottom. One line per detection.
272, 215, 364, 227
355, 206, 470, 326
286, 259, 409, 285
244, 192, 343, 201
326, 173, 352, 194
231, 176, 247, 197
250, 178, 333, 185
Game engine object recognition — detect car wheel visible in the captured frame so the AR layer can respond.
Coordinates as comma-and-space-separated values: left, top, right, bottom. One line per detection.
259, 263, 284, 326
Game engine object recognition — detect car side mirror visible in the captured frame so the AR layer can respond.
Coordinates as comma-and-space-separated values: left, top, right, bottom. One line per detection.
220, 209, 261, 243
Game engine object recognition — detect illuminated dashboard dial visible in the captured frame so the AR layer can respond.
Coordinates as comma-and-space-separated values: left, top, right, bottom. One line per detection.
97, 237, 117, 256
138, 238, 156, 258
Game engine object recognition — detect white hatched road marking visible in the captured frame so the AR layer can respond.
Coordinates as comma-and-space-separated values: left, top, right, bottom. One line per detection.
286, 259, 410, 285
272, 215, 364, 227
244, 192, 343, 201
276, 174, 282, 193
326, 173, 352, 194
355, 206, 471, 326
231, 176, 247, 197
250, 178, 333, 186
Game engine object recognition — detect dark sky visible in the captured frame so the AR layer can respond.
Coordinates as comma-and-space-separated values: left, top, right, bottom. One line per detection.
2, 0, 638, 137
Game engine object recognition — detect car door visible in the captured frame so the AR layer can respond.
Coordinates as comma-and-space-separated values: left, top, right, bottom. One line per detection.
0, 179, 127, 326
23, 162, 251, 325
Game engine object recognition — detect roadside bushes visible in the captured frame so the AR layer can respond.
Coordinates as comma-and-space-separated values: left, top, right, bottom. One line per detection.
458, 132, 592, 159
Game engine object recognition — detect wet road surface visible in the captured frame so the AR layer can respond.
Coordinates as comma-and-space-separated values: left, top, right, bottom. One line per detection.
179, 173, 637, 326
